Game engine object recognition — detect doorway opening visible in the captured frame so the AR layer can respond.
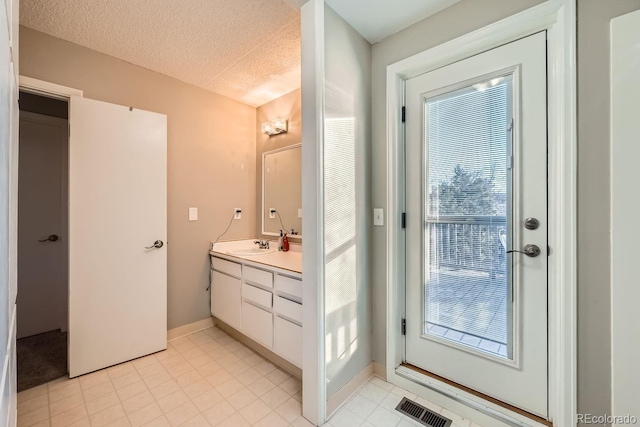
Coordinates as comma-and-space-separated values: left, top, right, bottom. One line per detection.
17, 91, 69, 392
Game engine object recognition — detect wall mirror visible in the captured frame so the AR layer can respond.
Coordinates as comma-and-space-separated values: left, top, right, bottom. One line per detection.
262, 144, 302, 237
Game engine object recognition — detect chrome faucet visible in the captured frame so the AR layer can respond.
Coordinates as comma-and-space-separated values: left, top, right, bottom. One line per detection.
253, 239, 270, 249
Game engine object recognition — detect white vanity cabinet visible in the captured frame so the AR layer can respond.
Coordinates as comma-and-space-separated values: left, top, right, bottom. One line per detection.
210, 253, 303, 368
210, 257, 243, 330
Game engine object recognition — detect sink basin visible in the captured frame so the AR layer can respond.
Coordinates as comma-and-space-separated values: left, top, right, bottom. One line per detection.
227, 247, 275, 256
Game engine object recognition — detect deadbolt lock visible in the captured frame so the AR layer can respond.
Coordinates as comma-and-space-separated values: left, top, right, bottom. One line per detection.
524, 217, 539, 230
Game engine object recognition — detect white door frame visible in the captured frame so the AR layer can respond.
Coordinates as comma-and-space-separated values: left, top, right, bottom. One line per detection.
385, 1, 576, 426
16, 75, 82, 374
19, 76, 83, 100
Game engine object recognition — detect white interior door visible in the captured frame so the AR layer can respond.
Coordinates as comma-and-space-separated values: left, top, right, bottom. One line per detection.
405, 32, 548, 417
69, 96, 167, 378
18, 112, 68, 339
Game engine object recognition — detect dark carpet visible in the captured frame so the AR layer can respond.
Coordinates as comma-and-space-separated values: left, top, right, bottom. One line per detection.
17, 329, 68, 392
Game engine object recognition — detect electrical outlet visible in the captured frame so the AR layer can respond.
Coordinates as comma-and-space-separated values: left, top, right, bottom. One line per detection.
269, 208, 276, 219
234, 208, 242, 220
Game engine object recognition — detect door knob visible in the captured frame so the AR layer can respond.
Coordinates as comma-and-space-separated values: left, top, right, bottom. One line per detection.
38, 234, 59, 242
145, 240, 164, 249
507, 244, 541, 257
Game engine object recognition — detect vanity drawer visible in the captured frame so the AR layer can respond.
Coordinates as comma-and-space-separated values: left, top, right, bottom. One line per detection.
274, 316, 302, 367
274, 296, 302, 324
243, 265, 273, 288
242, 302, 273, 349
275, 275, 302, 299
242, 283, 272, 309
211, 257, 241, 278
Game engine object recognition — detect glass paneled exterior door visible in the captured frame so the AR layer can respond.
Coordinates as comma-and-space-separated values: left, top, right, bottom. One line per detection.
404, 32, 548, 417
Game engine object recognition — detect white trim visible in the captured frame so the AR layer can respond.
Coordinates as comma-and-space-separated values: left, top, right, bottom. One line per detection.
545, 2, 577, 425
385, 1, 576, 426
301, 0, 326, 424
326, 363, 374, 417
373, 361, 386, 381
18, 76, 83, 99
261, 143, 303, 238
167, 317, 214, 341
394, 367, 548, 427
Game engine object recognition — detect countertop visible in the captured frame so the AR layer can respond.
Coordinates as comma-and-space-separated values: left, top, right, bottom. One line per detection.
209, 239, 302, 274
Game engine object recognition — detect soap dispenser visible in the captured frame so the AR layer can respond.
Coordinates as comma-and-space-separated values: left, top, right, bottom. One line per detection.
278, 230, 284, 251
282, 232, 290, 252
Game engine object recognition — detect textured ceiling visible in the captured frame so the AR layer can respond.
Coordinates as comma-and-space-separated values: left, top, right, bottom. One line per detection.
20, 0, 301, 106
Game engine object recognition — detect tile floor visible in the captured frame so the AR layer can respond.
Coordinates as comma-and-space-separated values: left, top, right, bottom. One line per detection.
17, 326, 479, 427
17, 326, 309, 427
327, 377, 483, 427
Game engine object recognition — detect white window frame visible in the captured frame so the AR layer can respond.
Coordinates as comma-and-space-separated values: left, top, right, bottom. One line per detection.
384, 1, 576, 426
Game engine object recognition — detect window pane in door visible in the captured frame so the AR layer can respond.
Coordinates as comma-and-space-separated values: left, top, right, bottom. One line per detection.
423, 75, 513, 359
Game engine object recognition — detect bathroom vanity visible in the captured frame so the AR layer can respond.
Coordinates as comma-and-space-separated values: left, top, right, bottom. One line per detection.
209, 239, 302, 368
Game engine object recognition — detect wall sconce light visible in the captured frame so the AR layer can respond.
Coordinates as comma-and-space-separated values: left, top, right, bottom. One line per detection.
261, 118, 288, 136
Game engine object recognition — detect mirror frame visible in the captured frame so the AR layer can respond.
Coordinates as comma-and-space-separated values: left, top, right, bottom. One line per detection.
261, 143, 302, 238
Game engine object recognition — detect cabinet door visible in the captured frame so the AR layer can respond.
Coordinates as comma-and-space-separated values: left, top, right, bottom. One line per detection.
241, 302, 273, 349
211, 271, 242, 330
275, 316, 302, 367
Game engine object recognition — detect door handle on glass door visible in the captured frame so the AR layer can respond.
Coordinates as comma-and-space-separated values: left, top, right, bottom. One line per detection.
145, 240, 164, 249
507, 244, 540, 257
38, 234, 59, 242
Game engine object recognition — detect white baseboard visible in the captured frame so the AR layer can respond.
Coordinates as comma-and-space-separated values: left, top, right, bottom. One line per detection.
326, 362, 375, 418
373, 361, 386, 381
167, 317, 214, 341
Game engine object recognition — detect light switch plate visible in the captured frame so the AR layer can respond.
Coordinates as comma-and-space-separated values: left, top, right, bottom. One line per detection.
373, 208, 384, 226
298, 208, 303, 218
189, 207, 198, 221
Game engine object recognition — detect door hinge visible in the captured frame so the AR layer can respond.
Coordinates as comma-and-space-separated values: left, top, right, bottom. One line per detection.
401, 319, 406, 335
401, 213, 406, 229
401, 106, 406, 123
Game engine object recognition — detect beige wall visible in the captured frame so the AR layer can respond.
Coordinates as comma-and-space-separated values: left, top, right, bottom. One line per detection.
255, 89, 302, 240
19, 27, 257, 330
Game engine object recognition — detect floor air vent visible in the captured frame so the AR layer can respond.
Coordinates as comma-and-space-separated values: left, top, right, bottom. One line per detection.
395, 397, 452, 427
